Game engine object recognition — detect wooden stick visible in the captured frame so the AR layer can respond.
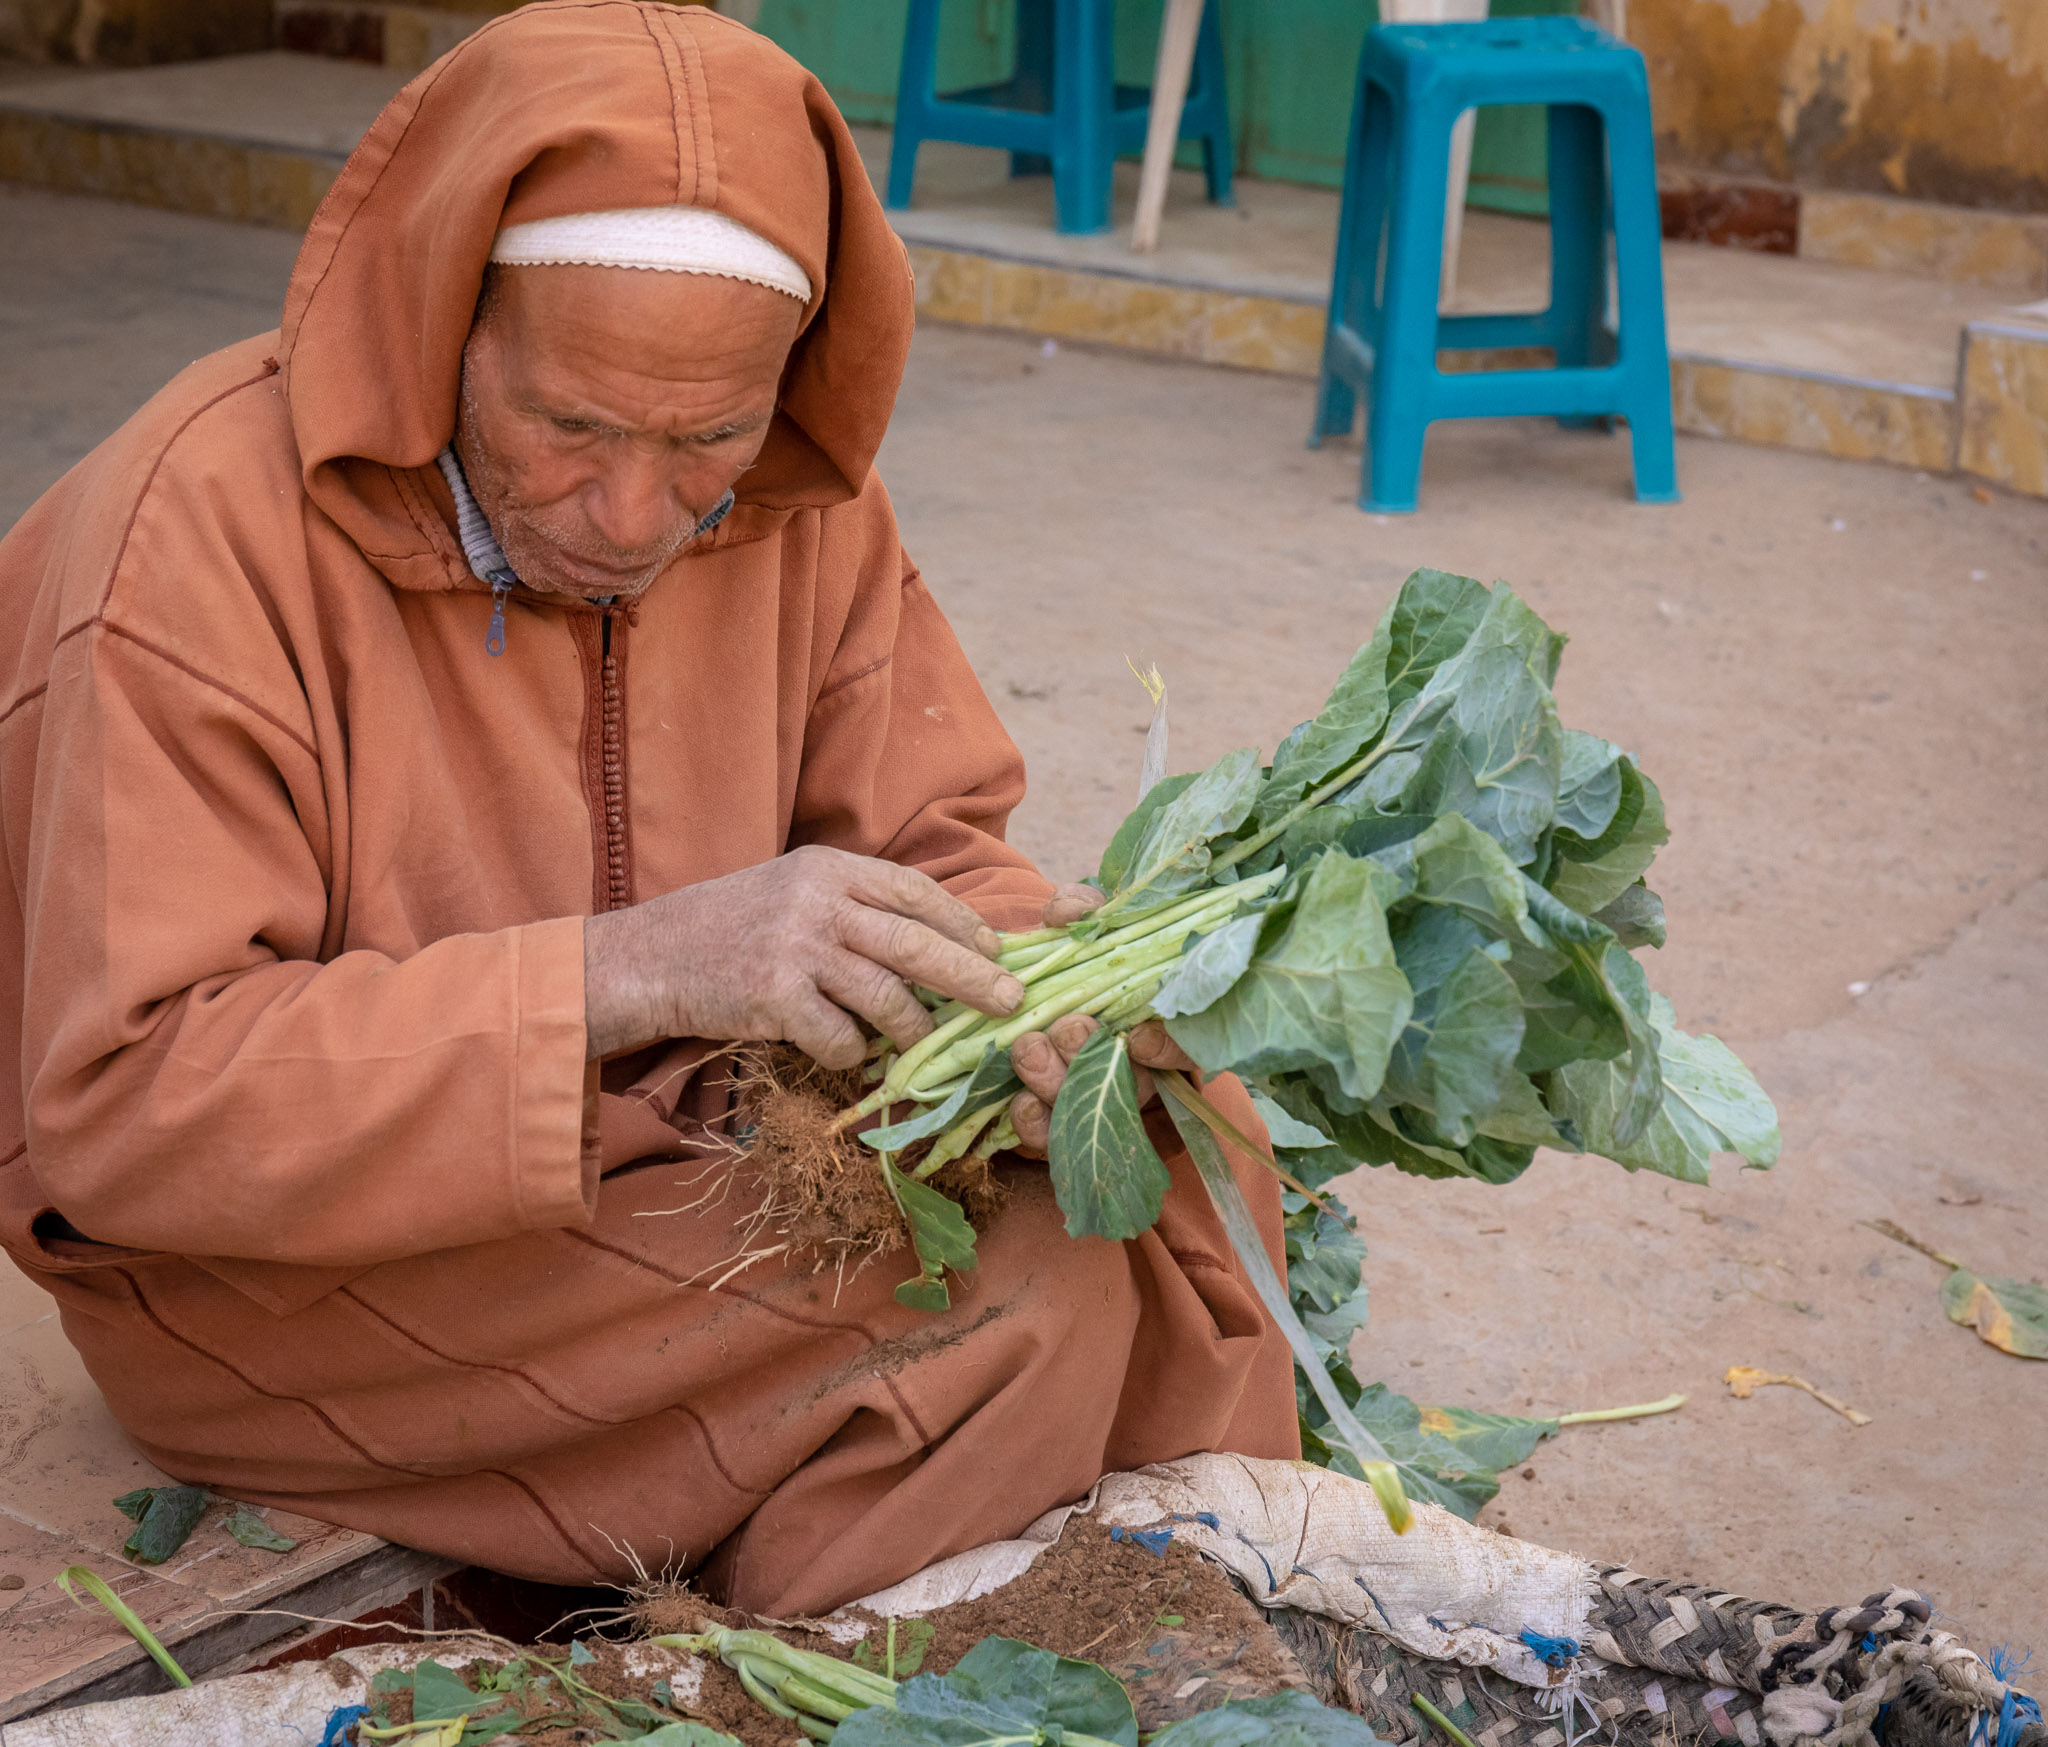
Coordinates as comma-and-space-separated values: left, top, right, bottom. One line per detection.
1130, 0, 1205, 254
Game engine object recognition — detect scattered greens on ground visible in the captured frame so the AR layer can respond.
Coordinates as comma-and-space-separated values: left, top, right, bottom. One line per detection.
658, 1628, 1381, 1747
1865, 1219, 2048, 1361
221, 1506, 298, 1553
109, 1486, 299, 1564
364, 1647, 704, 1745
112, 1485, 210, 1566
829, 568, 1777, 1525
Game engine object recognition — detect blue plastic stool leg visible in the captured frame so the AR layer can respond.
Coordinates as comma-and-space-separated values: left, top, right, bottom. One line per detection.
1191, 0, 1234, 205
1363, 82, 1449, 513
1009, 0, 1055, 177
1312, 76, 1393, 448
1546, 101, 1611, 430
1050, 0, 1115, 234
1604, 89, 1678, 500
887, 0, 941, 209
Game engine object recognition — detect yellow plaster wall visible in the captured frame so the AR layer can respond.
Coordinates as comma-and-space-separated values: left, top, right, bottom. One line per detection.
0, 0, 269, 64
1634, 0, 2048, 213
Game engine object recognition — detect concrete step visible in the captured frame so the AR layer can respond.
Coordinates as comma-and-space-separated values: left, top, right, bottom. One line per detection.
274, 0, 505, 76
0, 50, 2042, 497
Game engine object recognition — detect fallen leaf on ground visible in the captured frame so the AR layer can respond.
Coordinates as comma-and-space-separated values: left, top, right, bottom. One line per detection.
222, 1508, 297, 1554
1723, 1366, 1871, 1426
1939, 1269, 2048, 1359
1863, 1219, 2047, 1360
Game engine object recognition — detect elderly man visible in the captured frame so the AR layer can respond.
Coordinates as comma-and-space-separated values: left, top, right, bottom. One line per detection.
0, 1, 1292, 1614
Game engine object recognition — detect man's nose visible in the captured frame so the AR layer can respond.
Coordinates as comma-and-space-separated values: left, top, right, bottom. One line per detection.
583, 453, 692, 554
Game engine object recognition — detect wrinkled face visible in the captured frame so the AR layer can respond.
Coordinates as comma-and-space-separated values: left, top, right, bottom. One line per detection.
455, 263, 804, 600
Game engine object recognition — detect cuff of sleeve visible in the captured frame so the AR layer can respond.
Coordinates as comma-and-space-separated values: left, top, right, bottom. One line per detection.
947, 867, 1057, 933
511, 914, 598, 1232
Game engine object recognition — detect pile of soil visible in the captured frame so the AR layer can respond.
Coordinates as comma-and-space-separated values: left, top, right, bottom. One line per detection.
634, 1517, 1309, 1743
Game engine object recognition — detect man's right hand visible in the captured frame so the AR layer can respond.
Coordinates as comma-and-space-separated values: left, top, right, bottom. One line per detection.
580, 844, 1025, 1064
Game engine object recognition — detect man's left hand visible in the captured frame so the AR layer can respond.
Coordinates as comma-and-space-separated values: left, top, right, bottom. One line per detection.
1004, 884, 1197, 1158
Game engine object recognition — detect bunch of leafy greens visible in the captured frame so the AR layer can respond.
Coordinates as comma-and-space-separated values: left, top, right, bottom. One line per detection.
362, 1644, 732, 1745
835, 568, 1777, 1524
656, 1627, 1381, 1747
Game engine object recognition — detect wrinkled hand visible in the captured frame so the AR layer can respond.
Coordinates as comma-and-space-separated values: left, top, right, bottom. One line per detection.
582, 844, 1023, 1064
1005, 884, 1197, 1158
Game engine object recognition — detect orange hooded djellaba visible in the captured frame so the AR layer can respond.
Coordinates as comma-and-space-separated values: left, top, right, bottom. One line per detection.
0, 1, 1296, 1613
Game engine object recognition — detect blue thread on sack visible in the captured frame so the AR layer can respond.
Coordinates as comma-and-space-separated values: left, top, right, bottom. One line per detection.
1990, 1648, 2040, 1747
1109, 1526, 1173, 1557
1521, 1629, 1582, 1668
1170, 1511, 1223, 1530
317, 1705, 369, 1747
1237, 1531, 1278, 1593
1355, 1577, 1393, 1625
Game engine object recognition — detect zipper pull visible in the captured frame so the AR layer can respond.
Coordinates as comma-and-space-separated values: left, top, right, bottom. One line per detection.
485, 573, 512, 658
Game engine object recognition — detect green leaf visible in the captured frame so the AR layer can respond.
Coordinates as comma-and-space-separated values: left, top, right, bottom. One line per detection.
1255, 624, 1393, 823
1384, 935, 1525, 1148
1149, 1689, 1386, 1747
1314, 1098, 1476, 1178
893, 1276, 952, 1312
1286, 1203, 1368, 1317
1593, 881, 1666, 949
1547, 768, 1668, 914
1103, 747, 1262, 904
222, 1507, 296, 1553
607, 1726, 746, 1747
1250, 1090, 1334, 1150
1160, 1088, 1408, 1530
1308, 1382, 1558, 1520
1095, 771, 1196, 893
411, 1659, 496, 1722
111, 1489, 155, 1523
1302, 580, 1553, 840
835, 1636, 1139, 1747
1553, 731, 1626, 846
892, 1164, 981, 1309
854, 1618, 937, 1679
1391, 641, 1562, 866
1165, 852, 1414, 1107
1152, 912, 1264, 1019
1939, 1268, 2048, 1359
950, 1637, 1139, 1747
1472, 1071, 1573, 1148
864, 1047, 1020, 1151
120, 1485, 209, 1565
1048, 1028, 1171, 1241
1551, 994, 1779, 1182
1402, 814, 1533, 942
1382, 568, 1495, 711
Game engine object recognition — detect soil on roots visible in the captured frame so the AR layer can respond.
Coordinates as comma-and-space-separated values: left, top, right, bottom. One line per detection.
727, 1044, 1008, 1278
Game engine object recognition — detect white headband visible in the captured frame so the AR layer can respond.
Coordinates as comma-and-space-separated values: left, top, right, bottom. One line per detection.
490, 206, 812, 302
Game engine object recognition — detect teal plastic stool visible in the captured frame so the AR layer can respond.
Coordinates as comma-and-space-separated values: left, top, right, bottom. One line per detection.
887, 0, 1233, 236
1311, 17, 1678, 513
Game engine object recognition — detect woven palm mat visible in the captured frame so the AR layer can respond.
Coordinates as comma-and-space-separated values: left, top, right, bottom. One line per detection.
1268, 1563, 2039, 1747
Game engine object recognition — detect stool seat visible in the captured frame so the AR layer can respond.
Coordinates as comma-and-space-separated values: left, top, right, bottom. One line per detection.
887, 0, 1233, 237
1312, 16, 1679, 512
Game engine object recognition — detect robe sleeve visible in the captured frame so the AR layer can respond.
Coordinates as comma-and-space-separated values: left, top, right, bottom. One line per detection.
787, 546, 1055, 934
17, 625, 596, 1268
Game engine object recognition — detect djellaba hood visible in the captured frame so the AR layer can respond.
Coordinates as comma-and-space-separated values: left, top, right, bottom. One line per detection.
277, 0, 914, 592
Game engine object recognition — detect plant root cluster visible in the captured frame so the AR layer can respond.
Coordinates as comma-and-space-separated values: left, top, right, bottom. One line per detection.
711, 1045, 1006, 1282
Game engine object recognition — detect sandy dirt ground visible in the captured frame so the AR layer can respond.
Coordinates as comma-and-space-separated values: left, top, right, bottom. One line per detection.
4, 184, 2043, 1657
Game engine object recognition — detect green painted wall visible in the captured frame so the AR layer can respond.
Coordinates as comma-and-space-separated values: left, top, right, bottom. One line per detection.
746, 0, 1577, 212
